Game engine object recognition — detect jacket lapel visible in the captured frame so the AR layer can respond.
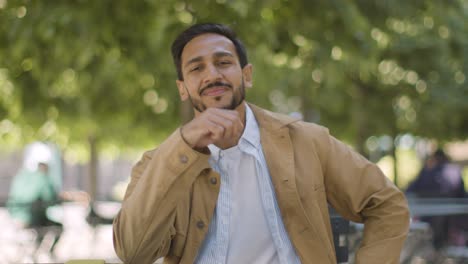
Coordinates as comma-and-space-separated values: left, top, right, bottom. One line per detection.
249, 105, 311, 237
249, 104, 335, 263
261, 126, 306, 227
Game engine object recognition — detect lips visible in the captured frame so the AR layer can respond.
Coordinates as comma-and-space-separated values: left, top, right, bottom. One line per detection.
200, 82, 232, 96
201, 86, 229, 96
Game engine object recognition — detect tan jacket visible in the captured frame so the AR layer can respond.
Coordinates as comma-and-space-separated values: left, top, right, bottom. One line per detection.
113, 104, 410, 264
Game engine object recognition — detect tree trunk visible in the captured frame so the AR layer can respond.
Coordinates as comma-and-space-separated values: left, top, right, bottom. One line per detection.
301, 83, 319, 123
353, 86, 368, 157
88, 136, 98, 201
391, 133, 399, 188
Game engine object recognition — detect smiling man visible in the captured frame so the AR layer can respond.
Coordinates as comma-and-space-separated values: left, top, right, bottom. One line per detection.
175, 32, 251, 151
176, 33, 249, 112
113, 23, 410, 264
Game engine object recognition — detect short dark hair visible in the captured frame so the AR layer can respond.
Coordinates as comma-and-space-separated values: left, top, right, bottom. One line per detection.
171, 23, 248, 80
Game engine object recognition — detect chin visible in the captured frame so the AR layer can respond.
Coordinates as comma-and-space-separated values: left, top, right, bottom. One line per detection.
210, 104, 232, 110
206, 99, 233, 109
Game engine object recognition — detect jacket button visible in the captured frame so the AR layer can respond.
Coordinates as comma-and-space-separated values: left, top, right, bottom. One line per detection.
210, 177, 217, 185
179, 155, 188, 164
196, 220, 205, 229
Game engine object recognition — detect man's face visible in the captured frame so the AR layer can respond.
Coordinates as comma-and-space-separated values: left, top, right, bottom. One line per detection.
176, 33, 252, 114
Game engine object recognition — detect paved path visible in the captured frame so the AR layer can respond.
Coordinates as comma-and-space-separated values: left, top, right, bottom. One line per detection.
0, 203, 120, 263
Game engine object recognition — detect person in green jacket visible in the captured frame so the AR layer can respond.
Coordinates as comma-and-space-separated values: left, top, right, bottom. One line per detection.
7, 142, 63, 255
8, 163, 58, 226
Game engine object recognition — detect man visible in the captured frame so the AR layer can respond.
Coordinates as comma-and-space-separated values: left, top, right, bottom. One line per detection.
113, 23, 410, 264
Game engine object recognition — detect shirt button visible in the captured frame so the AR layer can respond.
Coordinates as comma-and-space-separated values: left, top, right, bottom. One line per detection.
196, 220, 205, 229
210, 177, 217, 185
179, 154, 188, 164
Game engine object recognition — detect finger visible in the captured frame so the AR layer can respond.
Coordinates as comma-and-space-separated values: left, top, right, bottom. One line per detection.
217, 112, 244, 140
205, 120, 225, 142
202, 108, 244, 146
205, 108, 243, 135
184, 114, 229, 148
206, 114, 235, 139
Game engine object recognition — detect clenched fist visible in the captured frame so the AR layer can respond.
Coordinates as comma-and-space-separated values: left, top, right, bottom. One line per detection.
181, 108, 244, 151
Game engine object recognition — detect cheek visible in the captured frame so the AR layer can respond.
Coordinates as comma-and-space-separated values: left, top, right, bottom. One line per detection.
185, 80, 200, 96
184, 78, 201, 91
221, 68, 243, 82
225, 67, 241, 75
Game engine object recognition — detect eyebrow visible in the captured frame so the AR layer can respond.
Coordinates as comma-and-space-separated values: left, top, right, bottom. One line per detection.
184, 51, 235, 69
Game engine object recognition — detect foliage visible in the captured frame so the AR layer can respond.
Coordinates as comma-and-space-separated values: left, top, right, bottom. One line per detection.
0, 0, 466, 159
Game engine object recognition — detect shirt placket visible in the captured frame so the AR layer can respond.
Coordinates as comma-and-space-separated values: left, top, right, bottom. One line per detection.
255, 157, 286, 260
217, 151, 231, 263
238, 143, 282, 261
259, 148, 301, 264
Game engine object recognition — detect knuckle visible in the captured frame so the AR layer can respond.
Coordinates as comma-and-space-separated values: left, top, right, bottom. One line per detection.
216, 125, 224, 133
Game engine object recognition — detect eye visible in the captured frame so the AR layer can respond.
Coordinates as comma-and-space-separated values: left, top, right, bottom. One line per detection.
189, 65, 202, 72
218, 60, 232, 66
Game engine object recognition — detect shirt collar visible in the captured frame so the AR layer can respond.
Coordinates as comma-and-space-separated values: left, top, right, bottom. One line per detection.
240, 103, 261, 150
208, 103, 261, 160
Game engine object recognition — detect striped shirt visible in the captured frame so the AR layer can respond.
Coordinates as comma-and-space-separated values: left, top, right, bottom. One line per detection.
194, 104, 301, 264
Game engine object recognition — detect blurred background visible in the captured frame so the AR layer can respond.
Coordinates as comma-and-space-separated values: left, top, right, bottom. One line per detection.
0, 0, 467, 263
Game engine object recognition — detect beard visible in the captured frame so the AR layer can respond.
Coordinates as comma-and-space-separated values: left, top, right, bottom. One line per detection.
185, 79, 246, 113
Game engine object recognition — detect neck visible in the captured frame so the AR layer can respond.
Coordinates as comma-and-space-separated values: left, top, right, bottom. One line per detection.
236, 101, 247, 126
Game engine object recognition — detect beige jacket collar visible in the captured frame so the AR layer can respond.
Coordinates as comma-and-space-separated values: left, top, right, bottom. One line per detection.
248, 103, 301, 131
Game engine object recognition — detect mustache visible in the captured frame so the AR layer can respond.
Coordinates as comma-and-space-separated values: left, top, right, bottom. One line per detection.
199, 81, 232, 95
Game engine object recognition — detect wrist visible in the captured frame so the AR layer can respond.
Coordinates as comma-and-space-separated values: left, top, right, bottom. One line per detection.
180, 126, 210, 154
179, 125, 193, 147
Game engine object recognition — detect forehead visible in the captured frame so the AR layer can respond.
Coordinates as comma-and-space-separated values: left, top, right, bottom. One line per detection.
181, 33, 238, 65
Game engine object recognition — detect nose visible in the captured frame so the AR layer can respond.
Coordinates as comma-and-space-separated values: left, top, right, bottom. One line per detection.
203, 64, 222, 85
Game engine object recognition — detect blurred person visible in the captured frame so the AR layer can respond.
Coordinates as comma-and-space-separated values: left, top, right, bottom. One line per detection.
113, 23, 410, 264
407, 149, 466, 198
7, 142, 63, 255
407, 149, 467, 249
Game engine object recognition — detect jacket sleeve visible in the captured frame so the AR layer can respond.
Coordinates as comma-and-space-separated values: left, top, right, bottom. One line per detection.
320, 130, 410, 264
112, 128, 210, 264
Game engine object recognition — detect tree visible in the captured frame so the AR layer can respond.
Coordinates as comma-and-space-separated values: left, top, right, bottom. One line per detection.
1, 0, 466, 191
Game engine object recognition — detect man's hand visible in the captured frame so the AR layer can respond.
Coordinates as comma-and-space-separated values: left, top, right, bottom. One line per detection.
181, 108, 244, 151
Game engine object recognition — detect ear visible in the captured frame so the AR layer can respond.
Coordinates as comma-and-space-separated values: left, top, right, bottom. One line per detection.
242, 64, 253, 88
176, 80, 189, 101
